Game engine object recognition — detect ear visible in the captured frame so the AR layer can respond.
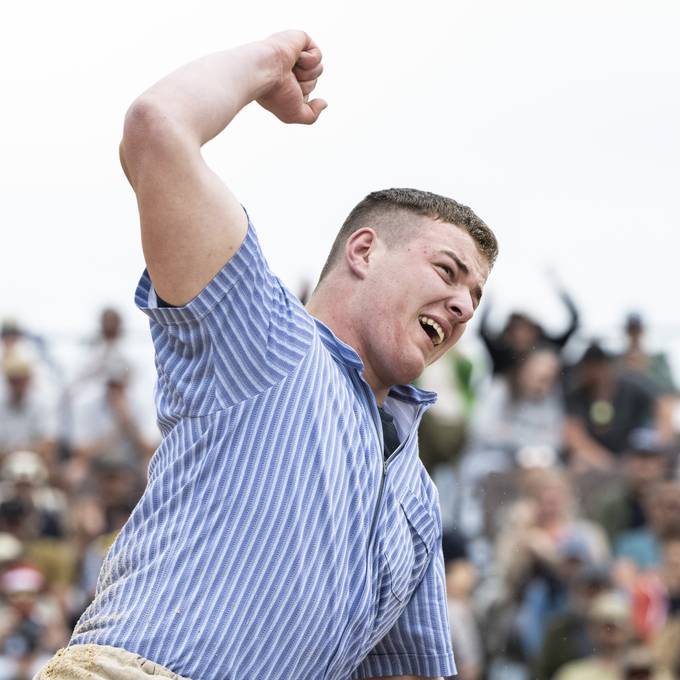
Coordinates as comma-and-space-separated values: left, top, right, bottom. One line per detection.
344, 228, 378, 279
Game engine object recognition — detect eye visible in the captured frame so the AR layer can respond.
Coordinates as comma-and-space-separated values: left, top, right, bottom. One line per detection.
436, 264, 455, 280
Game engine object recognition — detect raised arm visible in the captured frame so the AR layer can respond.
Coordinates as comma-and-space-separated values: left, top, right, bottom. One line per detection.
120, 31, 326, 305
547, 288, 579, 349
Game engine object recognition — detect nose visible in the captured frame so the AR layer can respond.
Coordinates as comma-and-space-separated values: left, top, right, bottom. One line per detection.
447, 288, 474, 324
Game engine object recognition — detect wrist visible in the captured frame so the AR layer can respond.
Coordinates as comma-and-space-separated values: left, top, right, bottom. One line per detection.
235, 40, 285, 102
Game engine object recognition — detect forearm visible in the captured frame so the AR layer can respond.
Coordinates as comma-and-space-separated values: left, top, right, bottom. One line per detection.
563, 418, 614, 468
656, 395, 676, 444
125, 41, 277, 149
549, 291, 579, 347
118, 30, 324, 304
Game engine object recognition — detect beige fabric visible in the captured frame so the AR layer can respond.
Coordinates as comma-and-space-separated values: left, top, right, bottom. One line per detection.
33, 644, 191, 680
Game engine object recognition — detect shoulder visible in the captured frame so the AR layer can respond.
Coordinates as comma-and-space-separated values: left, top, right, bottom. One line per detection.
617, 371, 658, 398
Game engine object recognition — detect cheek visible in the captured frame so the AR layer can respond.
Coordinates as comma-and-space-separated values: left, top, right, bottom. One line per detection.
450, 323, 467, 346
367, 311, 410, 357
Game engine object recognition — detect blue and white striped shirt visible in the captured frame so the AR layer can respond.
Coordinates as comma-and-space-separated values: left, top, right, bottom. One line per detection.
71, 218, 456, 680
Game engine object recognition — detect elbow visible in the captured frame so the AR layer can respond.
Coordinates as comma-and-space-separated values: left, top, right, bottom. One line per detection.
120, 96, 188, 186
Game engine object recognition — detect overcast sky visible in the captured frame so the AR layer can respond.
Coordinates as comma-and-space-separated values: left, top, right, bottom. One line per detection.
2, 0, 679, 367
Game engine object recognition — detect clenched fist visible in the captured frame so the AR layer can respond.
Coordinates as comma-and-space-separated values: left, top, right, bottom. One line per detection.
257, 30, 327, 125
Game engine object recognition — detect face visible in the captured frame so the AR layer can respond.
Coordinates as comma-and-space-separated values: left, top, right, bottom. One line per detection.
591, 618, 630, 653
7, 374, 31, 401
517, 350, 560, 400
445, 559, 477, 599
535, 478, 570, 521
580, 359, 613, 389
507, 317, 539, 352
662, 540, 680, 591
626, 322, 643, 342
350, 218, 489, 393
649, 485, 680, 533
101, 309, 122, 340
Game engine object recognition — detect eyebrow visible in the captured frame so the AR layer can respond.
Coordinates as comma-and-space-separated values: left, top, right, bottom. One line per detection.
439, 249, 483, 306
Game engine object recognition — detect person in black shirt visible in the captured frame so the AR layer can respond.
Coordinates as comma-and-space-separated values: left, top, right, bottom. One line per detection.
564, 343, 660, 470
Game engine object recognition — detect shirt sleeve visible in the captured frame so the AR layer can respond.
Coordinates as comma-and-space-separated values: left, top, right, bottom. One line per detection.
134, 215, 314, 418
351, 545, 457, 679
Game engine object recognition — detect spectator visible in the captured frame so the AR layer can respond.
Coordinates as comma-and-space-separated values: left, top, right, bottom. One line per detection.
0, 453, 76, 609
615, 481, 680, 574
68, 364, 157, 488
621, 313, 677, 395
0, 320, 63, 417
593, 429, 671, 546
0, 321, 23, 366
71, 451, 144, 609
67, 451, 145, 624
70, 448, 144, 613
453, 348, 565, 540
442, 531, 483, 680
628, 534, 680, 642
488, 470, 609, 669
535, 564, 612, 680
468, 346, 565, 459
620, 646, 674, 680
0, 451, 68, 540
74, 308, 132, 388
478, 280, 579, 377
0, 563, 68, 679
0, 357, 56, 464
564, 343, 660, 471
89, 450, 143, 533
652, 614, 680, 679
553, 591, 634, 680
620, 313, 678, 446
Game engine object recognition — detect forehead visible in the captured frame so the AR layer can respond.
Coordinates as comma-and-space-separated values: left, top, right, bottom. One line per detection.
409, 217, 490, 281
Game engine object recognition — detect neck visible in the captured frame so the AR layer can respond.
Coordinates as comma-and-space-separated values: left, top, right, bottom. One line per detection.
307, 283, 389, 405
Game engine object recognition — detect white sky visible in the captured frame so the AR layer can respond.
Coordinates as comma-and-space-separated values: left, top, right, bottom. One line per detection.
2, 0, 679, 368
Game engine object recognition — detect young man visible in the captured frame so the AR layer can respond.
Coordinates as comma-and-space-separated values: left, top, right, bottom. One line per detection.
37, 31, 497, 680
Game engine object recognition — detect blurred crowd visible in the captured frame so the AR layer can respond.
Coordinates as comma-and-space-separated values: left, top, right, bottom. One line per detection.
419, 283, 680, 680
0, 282, 678, 679
0, 310, 154, 678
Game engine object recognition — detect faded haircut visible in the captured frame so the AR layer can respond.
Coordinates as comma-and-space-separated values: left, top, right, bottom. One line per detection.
317, 188, 498, 282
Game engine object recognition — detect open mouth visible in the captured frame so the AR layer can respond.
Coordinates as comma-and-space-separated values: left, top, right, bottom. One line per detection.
418, 315, 445, 347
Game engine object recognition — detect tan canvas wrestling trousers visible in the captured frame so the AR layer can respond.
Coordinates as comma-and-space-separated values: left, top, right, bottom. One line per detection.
33, 644, 191, 680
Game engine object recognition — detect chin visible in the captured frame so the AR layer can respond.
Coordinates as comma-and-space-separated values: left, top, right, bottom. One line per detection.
390, 354, 427, 386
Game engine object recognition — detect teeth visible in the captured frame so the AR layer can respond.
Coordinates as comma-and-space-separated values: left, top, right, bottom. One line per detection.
418, 315, 445, 346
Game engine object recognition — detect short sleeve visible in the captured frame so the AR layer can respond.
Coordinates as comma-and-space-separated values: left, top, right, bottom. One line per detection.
351, 545, 457, 679
134, 217, 314, 418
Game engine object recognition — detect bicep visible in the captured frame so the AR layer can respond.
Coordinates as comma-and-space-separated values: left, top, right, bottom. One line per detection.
122, 100, 247, 305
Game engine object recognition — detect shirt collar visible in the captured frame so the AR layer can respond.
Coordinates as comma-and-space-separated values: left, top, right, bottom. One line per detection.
313, 318, 364, 371
313, 318, 437, 406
